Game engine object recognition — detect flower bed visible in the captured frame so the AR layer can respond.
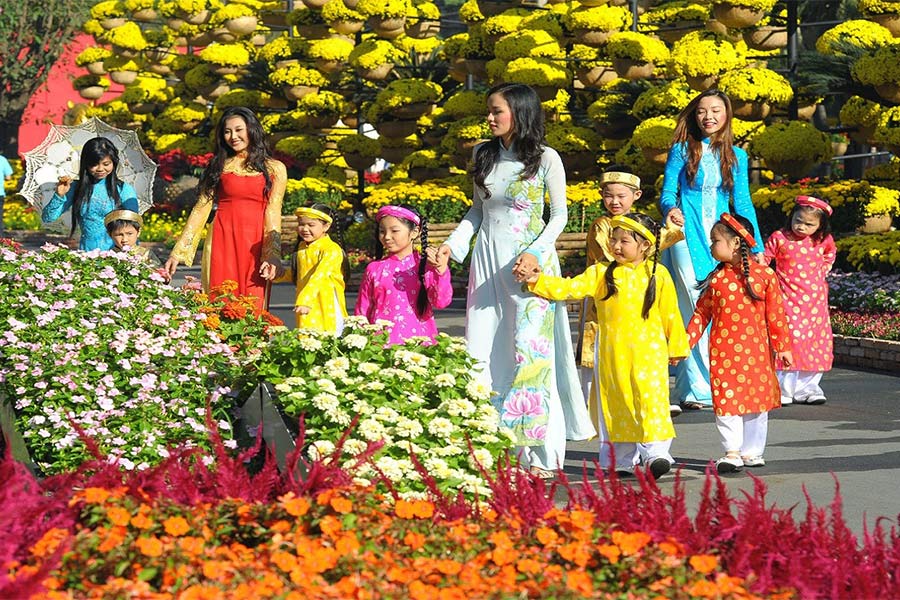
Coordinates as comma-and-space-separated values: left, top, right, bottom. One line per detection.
3, 439, 900, 598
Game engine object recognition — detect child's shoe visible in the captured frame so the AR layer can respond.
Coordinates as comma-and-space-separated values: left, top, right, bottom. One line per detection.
715, 455, 744, 473
780, 395, 793, 406
804, 394, 826, 405
647, 457, 672, 480
670, 403, 683, 418
741, 455, 766, 467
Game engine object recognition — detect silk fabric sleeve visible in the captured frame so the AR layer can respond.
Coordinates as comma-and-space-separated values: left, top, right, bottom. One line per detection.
524, 149, 567, 260
424, 262, 453, 310
295, 244, 344, 308
659, 143, 686, 219
528, 263, 605, 302
262, 159, 286, 266
657, 268, 690, 358
168, 188, 214, 267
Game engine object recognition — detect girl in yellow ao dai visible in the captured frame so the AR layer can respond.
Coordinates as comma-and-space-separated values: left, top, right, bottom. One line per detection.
283, 204, 348, 332
522, 213, 689, 478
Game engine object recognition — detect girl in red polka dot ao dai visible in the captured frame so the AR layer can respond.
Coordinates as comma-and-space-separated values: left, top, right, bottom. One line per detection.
763, 196, 836, 406
354, 204, 453, 345
686, 213, 793, 474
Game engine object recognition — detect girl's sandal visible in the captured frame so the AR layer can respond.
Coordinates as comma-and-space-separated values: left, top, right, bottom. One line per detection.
530, 467, 556, 480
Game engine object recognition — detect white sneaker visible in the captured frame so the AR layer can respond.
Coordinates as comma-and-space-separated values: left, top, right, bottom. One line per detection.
781, 396, 793, 406
742, 456, 766, 467
670, 403, 683, 418
806, 395, 826, 405
715, 456, 744, 474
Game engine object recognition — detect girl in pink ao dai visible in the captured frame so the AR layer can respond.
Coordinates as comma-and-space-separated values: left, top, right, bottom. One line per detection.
355, 204, 453, 345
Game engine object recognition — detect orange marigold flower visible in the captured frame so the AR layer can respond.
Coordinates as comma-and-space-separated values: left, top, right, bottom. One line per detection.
395, 499, 434, 519
222, 302, 248, 320
30, 528, 69, 559
319, 515, 343, 538
565, 570, 593, 595
516, 558, 543, 575
535, 526, 559, 546
409, 580, 439, 600
598, 544, 621, 564
202, 559, 229, 580
180, 584, 224, 600
336, 533, 361, 555
302, 546, 340, 574
203, 314, 221, 329
82, 487, 112, 505
280, 493, 310, 517
98, 526, 127, 554
650, 576, 674, 592
179, 536, 205, 557
272, 550, 299, 572
330, 496, 352, 514
130, 513, 153, 530
659, 538, 684, 557
490, 545, 517, 566
435, 559, 462, 575
558, 542, 592, 567
163, 516, 190, 537
404, 531, 427, 550
612, 530, 652, 555
568, 510, 595, 531
136, 536, 164, 558
106, 506, 131, 527
715, 573, 748, 594
217, 280, 239, 294
689, 554, 719, 574
686, 579, 719, 598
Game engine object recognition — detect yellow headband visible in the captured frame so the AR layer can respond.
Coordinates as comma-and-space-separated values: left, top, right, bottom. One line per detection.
104, 209, 143, 228
295, 206, 333, 224
601, 171, 641, 190
610, 215, 656, 245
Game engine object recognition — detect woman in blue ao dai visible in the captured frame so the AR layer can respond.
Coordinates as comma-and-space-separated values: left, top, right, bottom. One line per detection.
42, 137, 139, 251
435, 83, 595, 478
659, 90, 765, 410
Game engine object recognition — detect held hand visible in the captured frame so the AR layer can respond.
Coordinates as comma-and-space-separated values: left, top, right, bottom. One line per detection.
667, 208, 685, 227
425, 246, 447, 274
776, 350, 793, 369
259, 260, 280, 281
754, 252, 768, 265
163, 256, 180, 278
519, 267, 542, 284
294, 305, 311, 315
56, 176, 72, 197
513, 252, 539, 279
433, 244, 452, 272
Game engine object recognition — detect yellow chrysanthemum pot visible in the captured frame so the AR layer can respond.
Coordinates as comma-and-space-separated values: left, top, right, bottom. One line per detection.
109, 70, 138, 85
875, 82, 900, 104
612, 58, 656, 79
871, 13, 900, 37
85, 61, 107, 76
577, 64, 617, 88
744, 25, 788, 50
133, 8, 158, 22
79, 86, 107, 100
224, 15, 259, 35
712, 3, 766, 28
375, 119, 419, 139
357, 63, 395, 81
369, 16, 407, 38
284, 85, 319, 102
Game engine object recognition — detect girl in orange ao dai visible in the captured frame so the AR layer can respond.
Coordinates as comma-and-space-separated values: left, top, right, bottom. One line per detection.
686, 213, 793, 474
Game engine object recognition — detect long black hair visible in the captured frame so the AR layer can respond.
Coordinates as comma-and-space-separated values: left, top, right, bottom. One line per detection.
374, 204, 430, 318
291, 202, 350, 283
472, 83, 545, 199
672, 88, 738, 192
70, 137, 123, 237
599, 212, 661, 319
199, 106, 273, 201
697, 213, 762, 301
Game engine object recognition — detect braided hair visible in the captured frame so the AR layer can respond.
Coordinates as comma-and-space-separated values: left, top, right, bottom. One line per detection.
292, 203, 350, 284
599, 212, 661, 319
374, 204, 430, 319
696, 214, 762, 301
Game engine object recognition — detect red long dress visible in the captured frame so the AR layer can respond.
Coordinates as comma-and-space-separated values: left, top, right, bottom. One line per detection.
686, 262, 792, 416
209, 172, 268, 309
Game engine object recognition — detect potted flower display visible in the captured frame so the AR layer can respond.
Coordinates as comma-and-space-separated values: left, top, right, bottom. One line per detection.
268, 63, 329, 101
406, 1, 441, 38
356, 0, 410, 38
570, 44, 616, 89
717, 66, 793, 121
859, 0, 900, 36
562, 4, 631, 46
403, 149, 453, 182
486, 57, 571, 100
372, 78, 443, 121
106, 21, 148, 58
668, 30, 746, 91
103, 56, 142, 85
851, 44, 900, 104
606, 31, 670, 79
321, 0, 366, 36
307, 37, 355, 74
337, 133, 381, 171
749, 121, 832, 180
840, 95, 882, 145
631, 115, 678, 166
120, 76, 172, 114
710, 0, 777, 29
198, 43, 251, 76
492, 29, 565, 62
91, 0, 127, 29
442, 116, 491, 169
295, 91, 351, 129
379, 133, 421, 164
642, 2, 709, 44
73, 74, 111, 100
632, 80, 694, 120
815, 19, 894, 56
587, 87, 640, 139
75, 47, 113, 76
274, 134, 327, 163
348, 39, 404, 81
545, 122, 603, 175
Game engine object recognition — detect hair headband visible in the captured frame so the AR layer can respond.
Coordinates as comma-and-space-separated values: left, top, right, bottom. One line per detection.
104, 209, 143, 228
610, 215, 656, 245
601, 171, 641, 190
376, 205, 421, 226
295, 206, 333, 224
795, 195, 833, 216
719, 213, 756, 247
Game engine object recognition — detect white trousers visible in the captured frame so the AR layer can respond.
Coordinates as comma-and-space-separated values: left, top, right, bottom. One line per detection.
716, 412, 768, 456
777, 370, 824, 401
595, 400, 673, 470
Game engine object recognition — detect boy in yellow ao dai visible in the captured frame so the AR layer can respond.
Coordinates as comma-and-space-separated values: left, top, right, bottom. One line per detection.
523, 215, 689, 475
279, 206, 347, 332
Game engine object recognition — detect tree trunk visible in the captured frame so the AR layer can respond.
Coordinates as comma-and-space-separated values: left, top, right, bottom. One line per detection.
0, 107, 27, 158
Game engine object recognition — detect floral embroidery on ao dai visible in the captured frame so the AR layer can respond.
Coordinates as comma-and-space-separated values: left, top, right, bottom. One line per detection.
443, 143, 594, 448
355, 251, 452, 345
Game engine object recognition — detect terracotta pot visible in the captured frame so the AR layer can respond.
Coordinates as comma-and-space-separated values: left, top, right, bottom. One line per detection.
731, 99, 770, 121
448, 57, 468, 83
306, 114, 339, 129
876, 82, 900, 104
144, 46, 171, 63
860, 213, 894, 233
572, 28, 614, 47
342, 152, 376, 171
132, 8, 158, 22
390, 102, 433, 120
871, 12, 900, 37
580, 0, 610, 6
188, 31, 214, 46
685, 74, 718, 92
177, 120, 203, 133
130, 102, 158, 115
611, 58, 655, 80
212, 27, 239, 44
406, 19, 441, 39
184, 9, 212, 25
380, 145, 414, 164
111, 45, 140, 60
250, 33, 268, 47
408, 166, 451, 182
832, 141, 849, 157
464, 58, 489, 80
532, 85, 562, 102
560, 151, 597, 172
369, 16, 406, 39
456, 138, 485, 158
655, 20, 704, 44
225, 16, 259, 35
766, 158, 814, 180
344, 0, 360, 7
594, 116, 639, 140
705, 18, 743, 42
577, 65, 617, 88
330, 19, 364, 35
712, 3, 766, 29
375, 119, 419, 138
303, 0, 330, 8
206, 83, 231, 99
477, 1, 509, 17
85, 61, 107, 76
100, 17, 127, 30
315, 58, 344, 74
283, 85, 319, 101
295, 25, 330, 39
212, 65, 241, 76
78, 86, 106, 100
147, 63, 172, 76
641, 147, 669, 166
744, 25, 788, 51
342, 115, 359, 129
796, 103, 817, 121
109, 70, 138, 85
356, 63, 394, 81
261, 11, 287, 27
